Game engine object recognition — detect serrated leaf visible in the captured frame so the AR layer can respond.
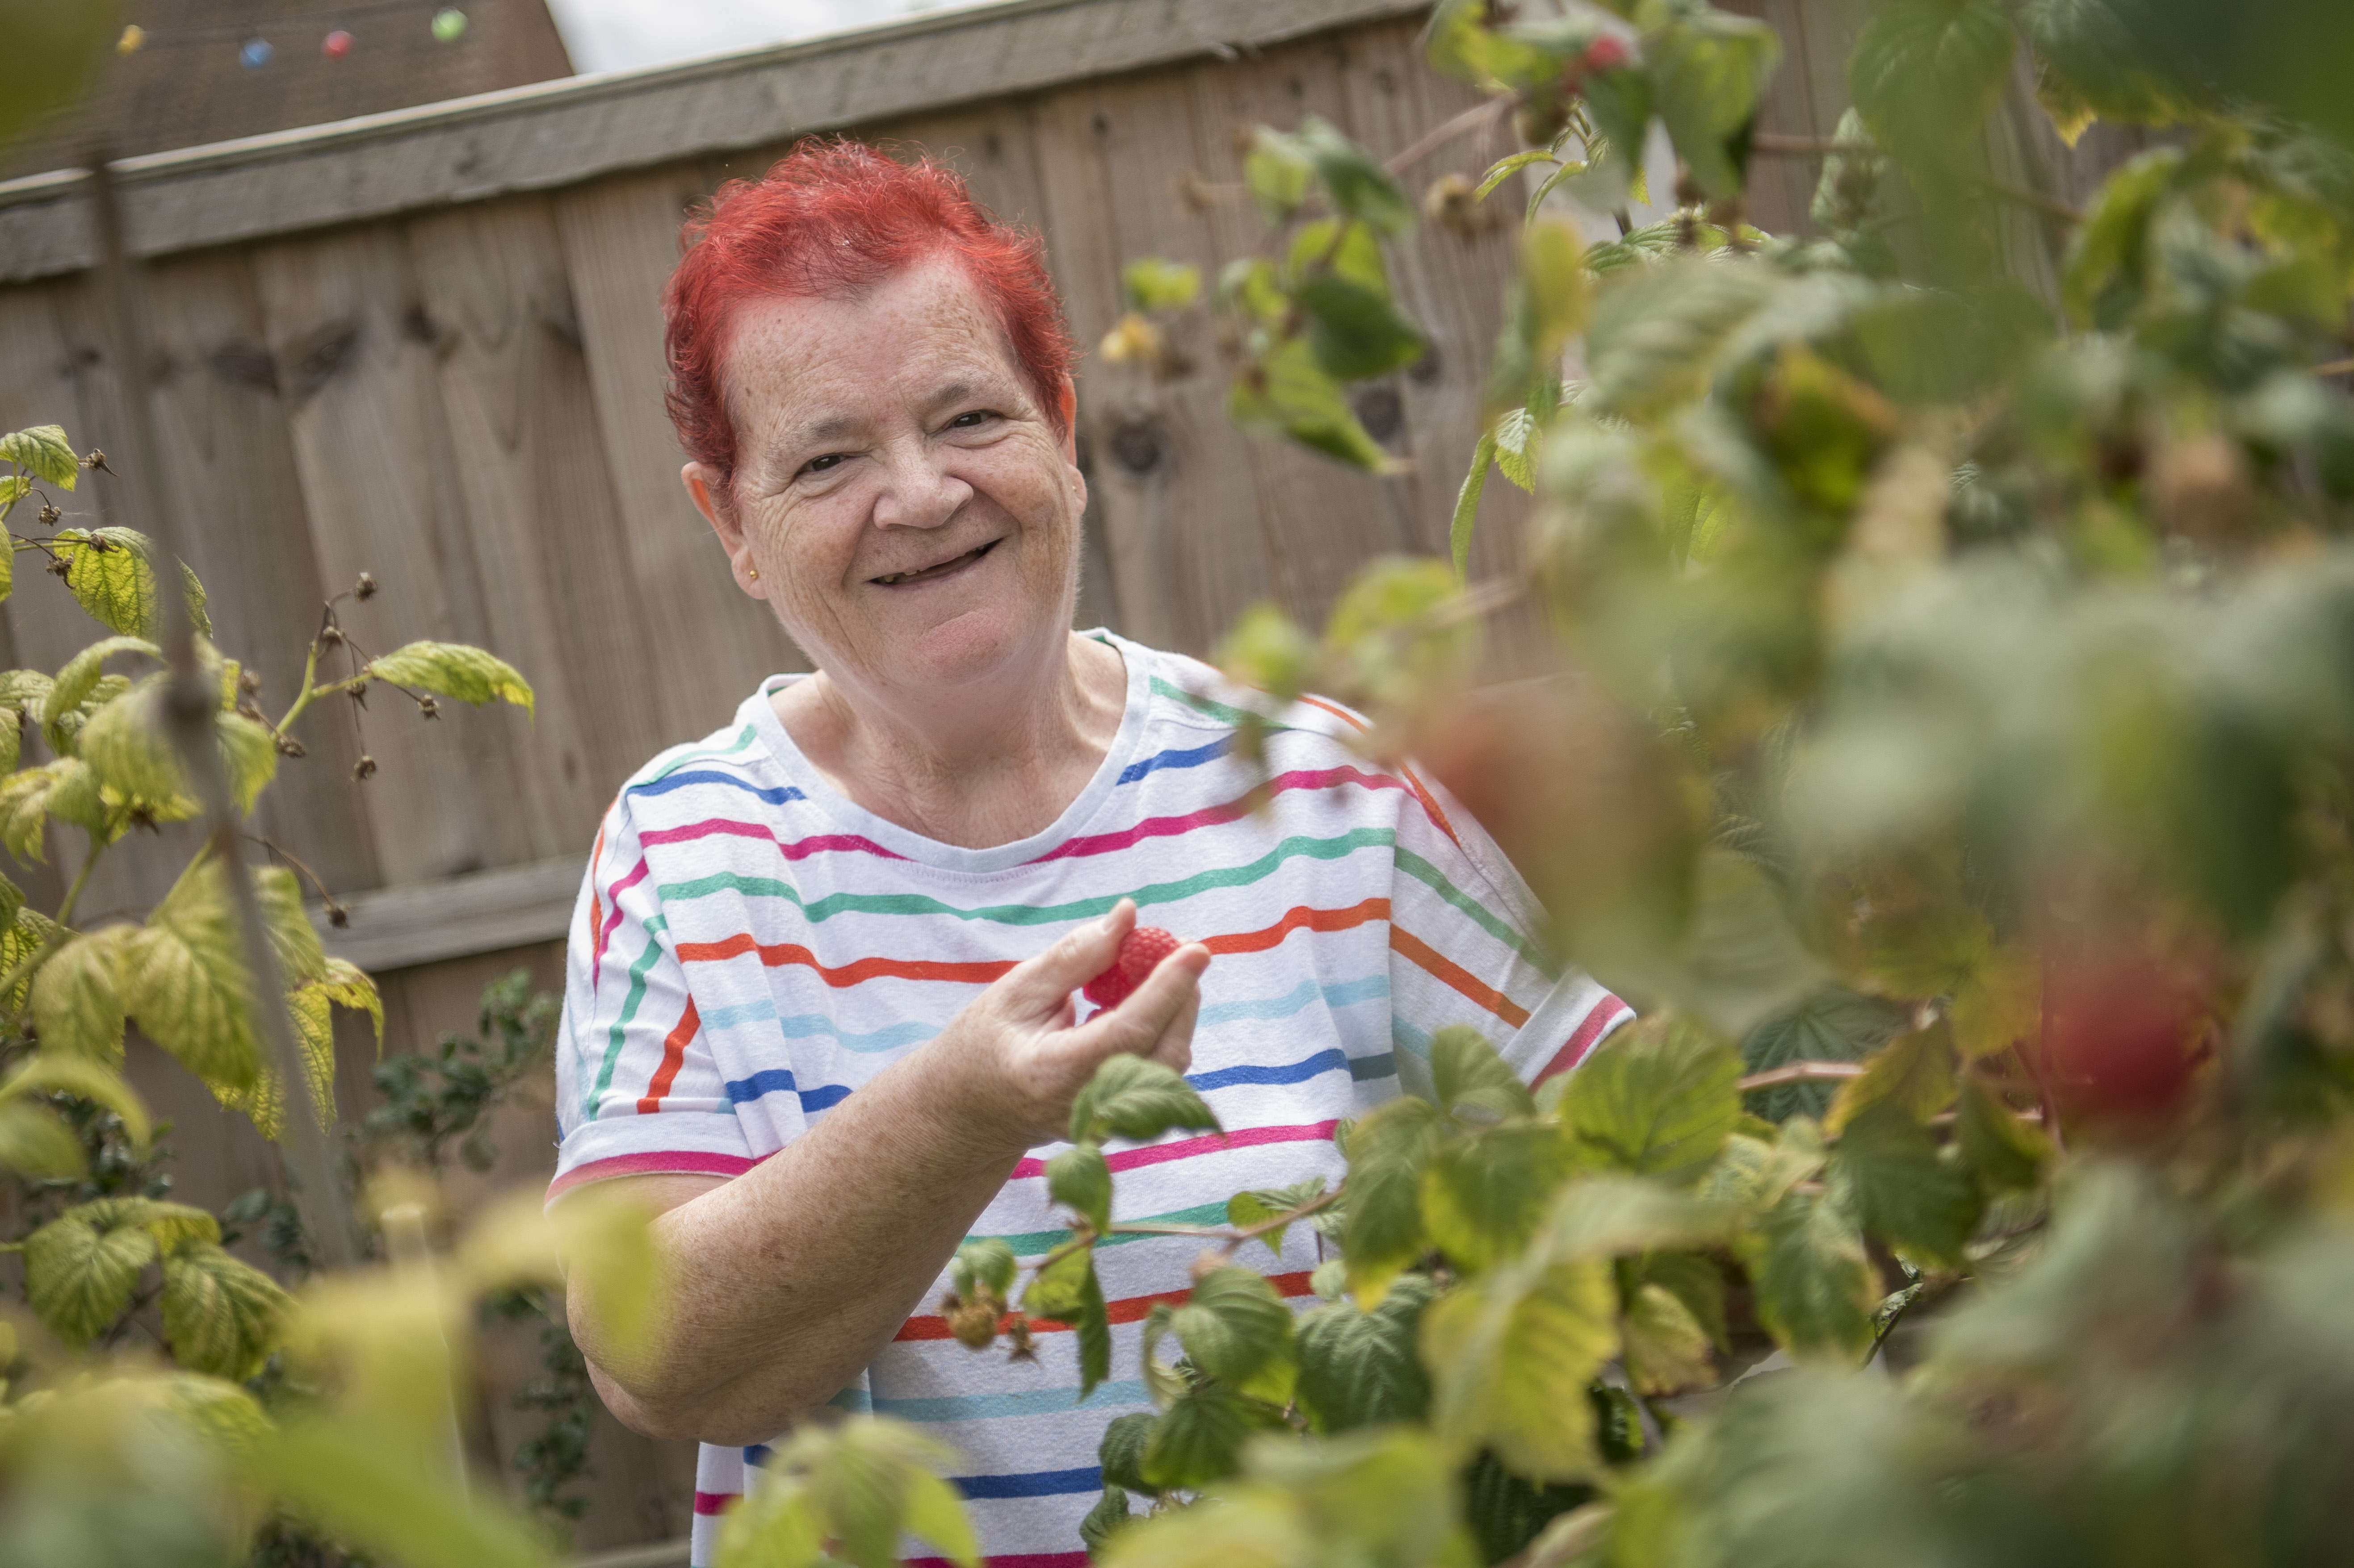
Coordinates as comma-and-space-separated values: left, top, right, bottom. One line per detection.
1431, 1023, 1536, 1125
1740, 987, 1910, 1123
1955, 1076, 2049, 1191
1080, 1484, 1135, 1552
254, 864, 327, 986
1021, 1245, 1110, 1396
1292, 116, 1415, 237
31, 923, 130, 1060
0, 759, 74, 863
1452, 432, 1497, 584
1294, 1275, 1435, 1433
1832, 1103, 1981, 1267
1557, 1021, 1741, 1186
3, 1046, 152, 1146
365, 640, 534, 713
1623, 1279, 1715, 1394
0, 907, 58, 1008
1069, 1053, 1221, 1145
1648, 6, 1780, 200
953, 1236, 1018, 1300
1046, 1141, 1112, 1235
1170, 1266, 1295, 1395
1740, 1185, 1878, 1361
1422, 1124, 1577, 1275
55, 528, 195, 640
1824, 1023, 1957, 1134
1342, 1094, 1449, 1306
160, 1240, 292, 1381
1297, 268, 1427, 382
0, 1100, 85, 1178
315, 955, 383, 1047
1421, 1257, 1617, 1481
122, 852, 260, 1093
252, 1416, 547, 1568
44, 635, 159, 732
1848, 0, 2015, 181
1140, 1380, 1284, 1491
1230, 338, 1401, 474
1478, 150, 1558, 200
1099, 1410, 1156, 1494
1641, 1250, 1729, 1352
1539, 1174, 1735, 1261
23, 1202, 161, 1344
1, 425, 77, 488
1246, 129, 1316, 224
1950, 944, 2041, 1061
1493, 407, 1539, 493
1584, 259, 1775, 424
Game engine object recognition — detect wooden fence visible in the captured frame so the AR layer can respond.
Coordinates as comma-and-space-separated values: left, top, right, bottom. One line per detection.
0, 0, 2110, 1554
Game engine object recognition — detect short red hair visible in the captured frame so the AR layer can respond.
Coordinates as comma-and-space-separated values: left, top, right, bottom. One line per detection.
662, 139, 1078, 500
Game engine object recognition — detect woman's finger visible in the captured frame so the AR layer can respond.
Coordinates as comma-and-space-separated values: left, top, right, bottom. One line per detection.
994, 899, 1136, 1015
1072, 942, 1209, 1065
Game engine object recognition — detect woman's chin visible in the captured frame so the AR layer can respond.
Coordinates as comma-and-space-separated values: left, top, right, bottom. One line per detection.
874, 602, 1057, 693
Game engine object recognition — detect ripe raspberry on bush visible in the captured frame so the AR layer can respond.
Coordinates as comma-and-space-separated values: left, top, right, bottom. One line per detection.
1084, 926, 1181, 1009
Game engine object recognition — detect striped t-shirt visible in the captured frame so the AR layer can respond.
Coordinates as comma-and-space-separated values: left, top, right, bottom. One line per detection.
550, 631, 1628, 1568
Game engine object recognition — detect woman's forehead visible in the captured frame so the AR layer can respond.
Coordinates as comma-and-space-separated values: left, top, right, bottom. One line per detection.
725, 260, 1022, 402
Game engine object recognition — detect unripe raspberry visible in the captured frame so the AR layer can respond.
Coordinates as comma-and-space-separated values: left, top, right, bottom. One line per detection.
1084, 926, 1182, 1009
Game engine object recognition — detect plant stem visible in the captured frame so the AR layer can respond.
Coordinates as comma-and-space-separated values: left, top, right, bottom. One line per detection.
1735, 1060, 1866, 1092
55, 837, 105, 930
272, 638, 327, 736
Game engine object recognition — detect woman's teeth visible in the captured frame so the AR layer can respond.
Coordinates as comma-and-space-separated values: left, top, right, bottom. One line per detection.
875, 542, 990, 585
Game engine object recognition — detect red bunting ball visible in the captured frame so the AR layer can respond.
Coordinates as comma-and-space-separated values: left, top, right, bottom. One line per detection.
323, 29, 353, 59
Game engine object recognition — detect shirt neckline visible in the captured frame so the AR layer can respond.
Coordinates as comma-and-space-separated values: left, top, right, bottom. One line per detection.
737, 629, 1154, 876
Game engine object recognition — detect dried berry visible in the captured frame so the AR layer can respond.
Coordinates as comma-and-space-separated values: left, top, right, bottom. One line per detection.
275, 735, 307, 758
327, 902, 350, 930
36, 503, 59, 525
417, 696, 440, 719
353, 571, 379, 600
352, 755, 378, 781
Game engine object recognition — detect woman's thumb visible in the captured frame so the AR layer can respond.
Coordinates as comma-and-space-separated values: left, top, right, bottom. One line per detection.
1000, 900, 1133, 1010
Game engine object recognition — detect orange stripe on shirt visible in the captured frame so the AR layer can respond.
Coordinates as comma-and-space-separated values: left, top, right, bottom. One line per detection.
1203, 897, 1389, 955
637, 998, 701, 1115
895, 1270, 1318, 1342
1296, 693, 1466, 852
1389, 924, 1530, 1027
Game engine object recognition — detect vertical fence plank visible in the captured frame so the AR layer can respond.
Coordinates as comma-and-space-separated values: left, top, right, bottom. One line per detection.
553, 168, 805, 748
406, 197, 666, 845
250, 223, 538, 886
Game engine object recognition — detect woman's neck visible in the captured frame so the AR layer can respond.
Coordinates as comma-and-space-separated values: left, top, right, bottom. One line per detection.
774, 632, 1127, 850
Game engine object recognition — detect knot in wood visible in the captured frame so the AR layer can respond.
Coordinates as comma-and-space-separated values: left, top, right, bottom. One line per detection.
1108, 419, 1167, 477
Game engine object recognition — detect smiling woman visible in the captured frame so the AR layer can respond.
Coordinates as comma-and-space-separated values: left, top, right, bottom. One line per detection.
547, 140, 1629, 1568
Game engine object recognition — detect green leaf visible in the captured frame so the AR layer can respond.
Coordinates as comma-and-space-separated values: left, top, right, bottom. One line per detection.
1124, 257, 1203, 314
1099, 1410, 1156, 1493
364, 640, 534, 713
1640, 1250, 1729, 1351
23, 1201, 162, 1345
1230, 338, 1401, 474
2060, 146, 2185, 329
44, 635, 159, 733
1, 425, 77, 488
1294, 1274, 1435, 1433
1955, 1076, 2049, 1191
1493, 408, 1539, 494
1557, 1021, 1741, 1186
1584, 259, 1775, 424
1297, 268, 1427, 382
1540, 1174, 1736, 1261
1421, 1257, 1618, 1481
160, 1240, 293, 1381
1342, 1094, 1449, 1305
1021, 1245, 1111, 1396
1431, 1023, 1536, 1124
1623, 1279, 1716, 1394
254, 864, 327, 986
1740, 987, 1911, 1123
55, 528, 201, 640
1292, 116, 1415, 238
1068, 1053, 1221, 1145
1225, 1176, 1326, 1262
1648, 7, 1780, 200
2015, 0, 2204, 130
1422, 1124, 1577, 1275
1, 1049, 152, 1146
1170, 1266, 1296, 1396
1046, 1141, 1112, 1235
250, 1416, 548, 1568
1246, 129, 1316, 224
1832, 1103, 1982, 1267
1080, 1484, 1135, 1552
31, 924, 130, 1061
1823, 1023, 1957, 1133
0, 906, 58, 1008
1848, 0, 2015, 180
1451, 432, 1497, 584
269, 983, 344, 1138
314, 955, 384, 1047
0, 1100, 86, 1178
0, 759, 73, 863
1140, 1380, 1284, 1490
123, 852, 261, 1094
1740, 1185, 1879, 1361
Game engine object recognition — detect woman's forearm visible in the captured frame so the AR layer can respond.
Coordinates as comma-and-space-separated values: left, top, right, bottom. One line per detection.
580, 1038, 1023, 1445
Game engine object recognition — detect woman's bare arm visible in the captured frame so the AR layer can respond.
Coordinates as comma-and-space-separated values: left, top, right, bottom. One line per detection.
562, 901, 1206, 1446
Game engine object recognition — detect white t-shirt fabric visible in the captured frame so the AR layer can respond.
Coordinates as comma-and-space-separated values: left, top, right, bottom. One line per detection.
549, 632, 1630, 1568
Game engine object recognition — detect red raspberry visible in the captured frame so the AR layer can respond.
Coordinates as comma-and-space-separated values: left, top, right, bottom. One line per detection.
1083, 926, 1181, 1010
1583, 34, 1631, 72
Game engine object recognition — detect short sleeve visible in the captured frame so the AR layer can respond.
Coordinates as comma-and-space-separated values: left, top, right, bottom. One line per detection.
548, 797, 758, 1203
1385, 761, 1631, 1096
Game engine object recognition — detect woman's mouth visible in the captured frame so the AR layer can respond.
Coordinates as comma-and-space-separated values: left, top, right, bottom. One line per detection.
871, 539, 999, 587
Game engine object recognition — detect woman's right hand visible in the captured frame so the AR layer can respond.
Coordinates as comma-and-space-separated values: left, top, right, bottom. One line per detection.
930, 898, 1209, 1153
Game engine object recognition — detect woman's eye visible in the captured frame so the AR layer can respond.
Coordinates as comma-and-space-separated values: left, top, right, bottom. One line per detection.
801, 453, 846, 476
947, 410, 998, 430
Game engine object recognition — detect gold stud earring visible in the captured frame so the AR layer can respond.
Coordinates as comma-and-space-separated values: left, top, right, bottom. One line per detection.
746, 564, 760, 581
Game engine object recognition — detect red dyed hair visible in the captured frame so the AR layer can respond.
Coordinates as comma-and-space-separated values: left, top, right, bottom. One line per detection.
662, 139, 1078, 501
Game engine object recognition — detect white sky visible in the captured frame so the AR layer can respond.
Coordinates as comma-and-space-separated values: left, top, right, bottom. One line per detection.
546, 0, 1003, 73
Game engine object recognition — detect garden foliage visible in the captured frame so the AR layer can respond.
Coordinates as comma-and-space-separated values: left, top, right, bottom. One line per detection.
721, 1, 2354, 1566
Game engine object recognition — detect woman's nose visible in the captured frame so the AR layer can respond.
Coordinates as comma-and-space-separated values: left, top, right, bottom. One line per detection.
870, 440, 971, 530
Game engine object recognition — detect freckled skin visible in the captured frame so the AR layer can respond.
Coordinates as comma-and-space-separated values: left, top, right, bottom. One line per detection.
563, 260, 1211, 1448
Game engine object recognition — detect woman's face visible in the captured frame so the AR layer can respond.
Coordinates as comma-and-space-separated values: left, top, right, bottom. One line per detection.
687, 258, 1086, 702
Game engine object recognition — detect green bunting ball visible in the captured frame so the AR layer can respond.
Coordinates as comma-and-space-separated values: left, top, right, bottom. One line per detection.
430, 8, 467, 42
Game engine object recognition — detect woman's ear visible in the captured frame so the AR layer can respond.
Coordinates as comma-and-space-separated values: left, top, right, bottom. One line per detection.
683, 462, 765, 600
1055, 376, 1079, 467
